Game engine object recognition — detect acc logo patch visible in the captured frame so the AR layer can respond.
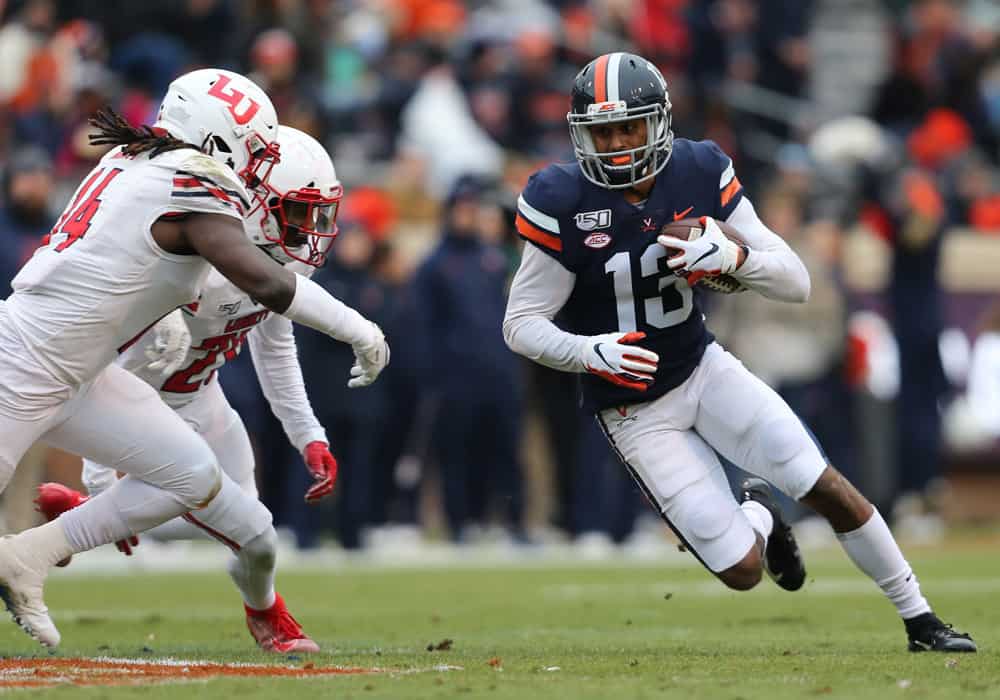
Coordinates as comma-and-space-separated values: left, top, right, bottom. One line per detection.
584, 232, 612, 249
575, 209, 612, 231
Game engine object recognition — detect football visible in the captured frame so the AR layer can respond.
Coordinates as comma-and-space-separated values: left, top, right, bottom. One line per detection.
658, 217, 748, 294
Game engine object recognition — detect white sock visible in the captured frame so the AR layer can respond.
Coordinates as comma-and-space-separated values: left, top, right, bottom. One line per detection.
836, 509, 931, 619
12, 520, 75, 570
741, 500, 774, 549
60, 475, 188, 552
228, 528, 277, 611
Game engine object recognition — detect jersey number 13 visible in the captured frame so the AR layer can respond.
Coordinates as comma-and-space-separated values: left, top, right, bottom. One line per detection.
605, 243, 693, 332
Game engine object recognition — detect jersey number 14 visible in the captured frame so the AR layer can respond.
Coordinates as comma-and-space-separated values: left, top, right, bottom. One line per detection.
605, 243, 693, 331
49, 167, 123, 252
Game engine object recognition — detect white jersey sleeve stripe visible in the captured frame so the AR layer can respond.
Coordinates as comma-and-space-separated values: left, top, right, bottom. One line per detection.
517, 194, 561, 235
719, 161, 736, 189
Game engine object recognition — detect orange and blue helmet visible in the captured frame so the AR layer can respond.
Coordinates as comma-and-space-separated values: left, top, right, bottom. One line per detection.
567, 52, 674, 190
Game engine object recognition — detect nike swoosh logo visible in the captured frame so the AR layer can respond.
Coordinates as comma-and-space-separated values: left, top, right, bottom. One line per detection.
690, 242, 718, 267
673, 206, 694, 221
593, 344, 615, 371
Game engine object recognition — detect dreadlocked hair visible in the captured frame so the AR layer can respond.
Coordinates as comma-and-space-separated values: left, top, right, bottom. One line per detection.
88, 107, 199, 158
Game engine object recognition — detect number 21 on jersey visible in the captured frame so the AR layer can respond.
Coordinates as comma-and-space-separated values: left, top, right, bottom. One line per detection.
605, 242, 693, 332
48, 167, 123, 252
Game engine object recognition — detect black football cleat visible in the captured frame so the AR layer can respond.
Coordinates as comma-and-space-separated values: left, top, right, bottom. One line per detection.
905, 612, 977, 653
739, 478, 806, 591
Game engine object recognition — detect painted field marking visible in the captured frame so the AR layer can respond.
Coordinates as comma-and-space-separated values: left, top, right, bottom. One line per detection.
0, 657, 376, 689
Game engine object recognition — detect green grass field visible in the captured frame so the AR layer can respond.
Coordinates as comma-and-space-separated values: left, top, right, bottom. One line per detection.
3, 537, 998, 698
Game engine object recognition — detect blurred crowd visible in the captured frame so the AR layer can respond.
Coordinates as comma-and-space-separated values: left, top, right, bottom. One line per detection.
0, 0, 997, 552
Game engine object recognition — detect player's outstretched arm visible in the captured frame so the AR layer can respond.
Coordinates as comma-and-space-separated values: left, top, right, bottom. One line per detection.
724, 198, 811, 303
246, 314, 338, 502
503, 242, 587, 372
184, 216, 389, 386
247, 313, 326, 449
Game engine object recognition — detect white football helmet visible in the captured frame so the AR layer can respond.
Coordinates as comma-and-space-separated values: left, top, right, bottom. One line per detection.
246, 126, 343, 267
154, 68, 280, 190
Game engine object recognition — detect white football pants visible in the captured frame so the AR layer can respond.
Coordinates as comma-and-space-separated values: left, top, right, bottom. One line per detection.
0, 363, 220, 513
598, 342, 827, 573
81, 378, 272, 548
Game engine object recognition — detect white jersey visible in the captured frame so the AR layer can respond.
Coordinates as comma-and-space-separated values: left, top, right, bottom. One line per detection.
120, 265, 327, 451
0, 146, 249, 419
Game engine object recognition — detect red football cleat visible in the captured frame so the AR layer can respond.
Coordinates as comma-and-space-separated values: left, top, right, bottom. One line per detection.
33, 483, 88, 567
244, 593, 320, 654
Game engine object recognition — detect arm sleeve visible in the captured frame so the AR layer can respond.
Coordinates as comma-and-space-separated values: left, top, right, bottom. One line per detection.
169, 152, 252, 219
502, 242, 589, 373
247, 312, 327, 452
282, 273, 376, 347
727, 197, 811, 303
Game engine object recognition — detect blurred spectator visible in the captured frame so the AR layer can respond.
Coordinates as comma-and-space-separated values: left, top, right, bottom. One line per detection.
296, 211, 396, 550
712, 186, 855, 494
504, 27, 578, 158
397, 50, 504, 200
856, 110, 954, 523
0, 0, 56, 109
0, 146, 55, 295
248, 27, 326, 138
410, 175, 525, 543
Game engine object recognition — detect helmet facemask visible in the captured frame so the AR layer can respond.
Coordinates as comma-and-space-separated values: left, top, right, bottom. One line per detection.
568, 100, 673, 190
254, 181, 343, 266
220, 131, 281, 213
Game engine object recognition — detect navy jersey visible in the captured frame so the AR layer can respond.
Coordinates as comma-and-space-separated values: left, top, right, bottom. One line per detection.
515, 139, 745, 410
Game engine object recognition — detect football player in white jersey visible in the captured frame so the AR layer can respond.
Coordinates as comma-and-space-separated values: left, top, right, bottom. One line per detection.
0, 69, 389, 648
33, 126, 350, 653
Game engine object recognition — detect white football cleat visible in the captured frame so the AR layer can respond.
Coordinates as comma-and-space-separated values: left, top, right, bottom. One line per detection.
0, 535, 60, 648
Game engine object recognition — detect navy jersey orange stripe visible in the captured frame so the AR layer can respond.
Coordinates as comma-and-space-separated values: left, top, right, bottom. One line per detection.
516, 213, 562, 252
720, 176, 742, 208
593, 54, 610, 103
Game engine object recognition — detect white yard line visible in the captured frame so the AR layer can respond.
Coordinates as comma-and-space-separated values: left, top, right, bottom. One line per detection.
541, 577, 1000, 599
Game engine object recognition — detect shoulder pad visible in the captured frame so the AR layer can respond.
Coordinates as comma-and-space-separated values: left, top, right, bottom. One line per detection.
520, 163, 582, 219
681, 139, 730, 177
683, 139, 744, 216
177, 152, 252, 205
515, 163, 582, 255
169, 152, 253, 217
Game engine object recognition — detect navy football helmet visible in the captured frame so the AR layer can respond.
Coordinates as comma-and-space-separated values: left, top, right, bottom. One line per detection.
567, 53, 674, 189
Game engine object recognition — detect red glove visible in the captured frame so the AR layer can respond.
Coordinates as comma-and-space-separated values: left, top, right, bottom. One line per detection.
116, 536, 139, 556
303, 441, 338, 503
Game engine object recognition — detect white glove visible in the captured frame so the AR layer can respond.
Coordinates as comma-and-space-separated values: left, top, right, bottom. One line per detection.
143, 309, 192, 376
348, 322, 390, 388
581, 331, 659, 391
659, 216, 742, 283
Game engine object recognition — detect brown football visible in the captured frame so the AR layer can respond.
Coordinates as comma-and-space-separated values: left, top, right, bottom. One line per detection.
658, 217, 747, 294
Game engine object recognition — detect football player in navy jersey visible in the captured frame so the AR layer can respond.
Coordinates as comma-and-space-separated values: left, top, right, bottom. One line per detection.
503, 52, 974, 653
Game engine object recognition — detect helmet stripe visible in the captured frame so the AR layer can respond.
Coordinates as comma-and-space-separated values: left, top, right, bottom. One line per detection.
593, 54, 609, 102
606, 53, 622, 102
